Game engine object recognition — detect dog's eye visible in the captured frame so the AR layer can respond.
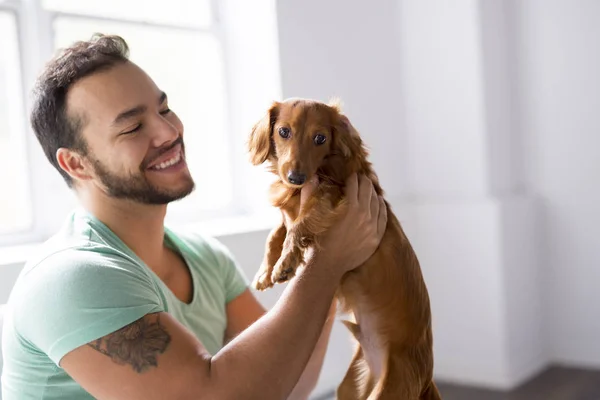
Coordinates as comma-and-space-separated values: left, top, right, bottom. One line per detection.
314, 134, 327, 145
278, 127, 291, 139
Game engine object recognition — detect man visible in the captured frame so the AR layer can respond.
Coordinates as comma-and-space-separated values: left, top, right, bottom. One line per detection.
1, 34, 387, 399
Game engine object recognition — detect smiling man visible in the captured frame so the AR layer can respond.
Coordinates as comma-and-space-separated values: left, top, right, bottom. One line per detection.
0, 34, 387, 400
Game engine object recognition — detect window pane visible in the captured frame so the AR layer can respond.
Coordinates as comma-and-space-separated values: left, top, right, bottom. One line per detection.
44, 0, 212, 29
53, 18, 233, 215
0, 12, 33, 235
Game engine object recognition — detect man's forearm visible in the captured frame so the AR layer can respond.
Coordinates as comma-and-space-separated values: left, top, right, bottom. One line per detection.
288, 301, 336, 400
208, 256, 341, 400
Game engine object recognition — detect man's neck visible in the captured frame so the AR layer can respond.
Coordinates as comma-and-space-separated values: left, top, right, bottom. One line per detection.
80, 190, 168, 268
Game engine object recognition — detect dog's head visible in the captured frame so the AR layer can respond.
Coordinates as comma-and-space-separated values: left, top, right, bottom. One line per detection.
248, 98, 364, 188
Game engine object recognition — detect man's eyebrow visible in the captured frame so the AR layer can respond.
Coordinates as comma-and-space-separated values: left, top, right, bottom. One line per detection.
111, 92, 168, 127
159, 91, 167, 105
112, 105, 147, 126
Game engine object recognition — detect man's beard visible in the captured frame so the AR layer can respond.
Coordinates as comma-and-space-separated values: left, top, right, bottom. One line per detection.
89, 140, 195, 205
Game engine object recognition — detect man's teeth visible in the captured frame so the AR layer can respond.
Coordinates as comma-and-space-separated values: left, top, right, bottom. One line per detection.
152, 152, 182, 170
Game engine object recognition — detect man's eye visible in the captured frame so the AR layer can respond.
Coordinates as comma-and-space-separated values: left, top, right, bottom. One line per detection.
160, 108, 171, 115
122, 124, 142, 135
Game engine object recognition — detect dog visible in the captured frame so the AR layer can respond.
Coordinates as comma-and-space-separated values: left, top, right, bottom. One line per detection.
248, 98, 441, 399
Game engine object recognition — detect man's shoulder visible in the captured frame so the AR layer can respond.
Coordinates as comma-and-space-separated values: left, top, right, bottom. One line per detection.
7, 233, 158, 323
22, 235, 136, 276
12, 234, 144, 307
23, 209, 138, 273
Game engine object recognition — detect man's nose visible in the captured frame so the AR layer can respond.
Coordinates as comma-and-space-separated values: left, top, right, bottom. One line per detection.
151, 116, 179, 147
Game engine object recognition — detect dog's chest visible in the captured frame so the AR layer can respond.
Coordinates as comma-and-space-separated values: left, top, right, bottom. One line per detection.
280, 198, 301, 229
282, 210, 296, 229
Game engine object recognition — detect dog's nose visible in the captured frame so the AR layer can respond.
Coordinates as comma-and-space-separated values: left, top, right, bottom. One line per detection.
287, 171, 307, 185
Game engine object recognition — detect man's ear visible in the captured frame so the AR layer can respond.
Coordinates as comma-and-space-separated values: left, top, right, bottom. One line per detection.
248, 101, 280, 165
56, 148, 94, 182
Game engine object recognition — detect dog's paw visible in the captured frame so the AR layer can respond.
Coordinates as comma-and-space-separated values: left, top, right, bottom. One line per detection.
252, 267, 274, 291
271, 251, 301, 284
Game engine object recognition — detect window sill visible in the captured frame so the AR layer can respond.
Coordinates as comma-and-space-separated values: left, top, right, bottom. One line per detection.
0, 211, 280, 269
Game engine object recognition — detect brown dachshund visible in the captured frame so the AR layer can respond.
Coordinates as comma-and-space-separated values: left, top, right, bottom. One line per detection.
248, 98, 441, 399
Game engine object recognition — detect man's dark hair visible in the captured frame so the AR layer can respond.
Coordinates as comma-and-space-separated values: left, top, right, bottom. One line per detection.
30, 34, 130, 187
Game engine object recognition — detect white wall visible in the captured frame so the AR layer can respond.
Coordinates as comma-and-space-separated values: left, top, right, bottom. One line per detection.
394, 0, 600, 381
396, 0, 546, 388
511, 0, 600, 367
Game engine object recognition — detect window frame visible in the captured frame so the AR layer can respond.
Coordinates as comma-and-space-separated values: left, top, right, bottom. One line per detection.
0, 3, 34, 240
0, 0, 247, 247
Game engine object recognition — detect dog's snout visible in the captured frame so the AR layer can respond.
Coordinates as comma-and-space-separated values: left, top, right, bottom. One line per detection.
287, 171, 307, 185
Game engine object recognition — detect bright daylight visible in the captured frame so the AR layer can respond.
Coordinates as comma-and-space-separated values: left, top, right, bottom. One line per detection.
1, 1, 599, 400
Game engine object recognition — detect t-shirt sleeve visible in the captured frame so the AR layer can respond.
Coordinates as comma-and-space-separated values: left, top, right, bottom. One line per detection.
12, 248, 165, 366
202, 236, 250, 303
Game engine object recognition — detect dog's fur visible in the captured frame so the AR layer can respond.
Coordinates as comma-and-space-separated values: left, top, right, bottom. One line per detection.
248, 98, 441, 399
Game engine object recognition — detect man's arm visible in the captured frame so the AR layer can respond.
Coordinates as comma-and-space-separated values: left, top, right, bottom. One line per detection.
223, 289, 266, 345
61, 257, 340, 400
225, 289, 337, 400
287, 301, 336, 400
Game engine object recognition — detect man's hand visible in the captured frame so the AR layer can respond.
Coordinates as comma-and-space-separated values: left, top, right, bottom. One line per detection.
305, 173, 387, 276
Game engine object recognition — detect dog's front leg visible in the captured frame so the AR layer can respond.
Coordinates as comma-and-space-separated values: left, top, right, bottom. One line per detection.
252, 220, 287, 291
270, 196, 341, 284
270, 226, 310, 284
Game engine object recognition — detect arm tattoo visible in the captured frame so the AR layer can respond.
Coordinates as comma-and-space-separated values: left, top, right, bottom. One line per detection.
87, 314, 171, 373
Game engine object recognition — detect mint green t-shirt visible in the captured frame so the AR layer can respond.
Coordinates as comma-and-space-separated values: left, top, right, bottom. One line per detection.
1, 209, 249, 399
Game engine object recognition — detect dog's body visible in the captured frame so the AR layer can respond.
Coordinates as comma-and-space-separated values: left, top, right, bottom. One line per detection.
249, 99, 441, 399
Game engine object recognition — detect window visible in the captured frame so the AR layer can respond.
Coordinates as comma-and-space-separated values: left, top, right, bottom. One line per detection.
43, 0, 212, 28
0, 10, 32, 236
0, 0, 238, 245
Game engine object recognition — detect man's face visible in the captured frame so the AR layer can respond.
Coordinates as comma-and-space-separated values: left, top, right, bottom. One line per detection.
66, 62, 194, 204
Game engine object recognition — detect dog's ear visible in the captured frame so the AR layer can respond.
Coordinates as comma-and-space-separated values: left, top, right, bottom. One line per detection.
328, 97, 343, 112
330, 106, 363, 159
248, 101, 280, 165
